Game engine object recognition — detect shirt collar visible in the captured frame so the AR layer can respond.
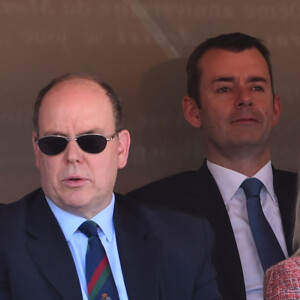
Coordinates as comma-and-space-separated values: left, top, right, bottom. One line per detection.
46, 194, 115, 243
207, 160, 276, 204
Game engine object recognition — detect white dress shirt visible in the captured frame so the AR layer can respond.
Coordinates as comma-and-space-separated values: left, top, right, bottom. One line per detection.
207, 160, 287, 300
46, 194, 129, 300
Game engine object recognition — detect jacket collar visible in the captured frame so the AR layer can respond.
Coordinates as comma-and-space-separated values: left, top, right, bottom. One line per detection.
113, 194, 163, 300
25, 189, 83, 300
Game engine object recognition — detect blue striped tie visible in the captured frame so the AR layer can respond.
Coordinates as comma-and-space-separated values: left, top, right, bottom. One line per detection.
79, 221, 119, 300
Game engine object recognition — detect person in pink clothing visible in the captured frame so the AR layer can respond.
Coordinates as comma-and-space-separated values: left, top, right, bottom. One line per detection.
264, 256, 300, 299
264, 191, 300, 299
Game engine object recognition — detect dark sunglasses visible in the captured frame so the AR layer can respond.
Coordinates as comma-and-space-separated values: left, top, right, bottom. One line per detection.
35, 133, 117, 155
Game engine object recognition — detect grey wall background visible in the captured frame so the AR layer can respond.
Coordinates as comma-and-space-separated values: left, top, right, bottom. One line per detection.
1, 0, 299, 203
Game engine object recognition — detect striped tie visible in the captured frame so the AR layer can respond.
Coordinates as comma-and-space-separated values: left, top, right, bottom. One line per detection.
79, 221, 119, 300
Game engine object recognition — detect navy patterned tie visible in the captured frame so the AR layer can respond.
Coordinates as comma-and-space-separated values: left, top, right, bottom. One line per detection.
241, 178, 285, 272
79, 221, 119, 300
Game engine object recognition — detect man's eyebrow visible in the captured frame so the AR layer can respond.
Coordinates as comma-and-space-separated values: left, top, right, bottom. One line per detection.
42, 131, 65, 136
41, 128, 105, 137
211, 76, 268, 84
77, 129, 106, 136
213, 76, 235, 83
247, 76, 268, 83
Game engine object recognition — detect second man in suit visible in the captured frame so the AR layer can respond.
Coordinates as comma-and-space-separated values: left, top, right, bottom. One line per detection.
128, 32, 298, 300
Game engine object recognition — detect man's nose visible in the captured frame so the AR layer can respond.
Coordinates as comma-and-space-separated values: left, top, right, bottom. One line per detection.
235, 86, 253, 108
64, 140, 84, 163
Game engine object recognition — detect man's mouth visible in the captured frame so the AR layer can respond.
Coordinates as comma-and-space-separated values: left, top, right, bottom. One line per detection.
231, 116, 259, 124
63, 176, 88, 187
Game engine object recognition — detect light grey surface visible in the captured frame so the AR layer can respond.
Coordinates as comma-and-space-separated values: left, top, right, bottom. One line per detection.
1, 0, 299, 203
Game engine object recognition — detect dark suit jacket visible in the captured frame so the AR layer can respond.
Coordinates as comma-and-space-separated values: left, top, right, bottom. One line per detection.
128, 161, 298, 300
0, 188, 221, 300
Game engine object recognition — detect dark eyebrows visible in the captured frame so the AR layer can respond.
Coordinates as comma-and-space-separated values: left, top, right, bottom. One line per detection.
212, 76, 268, 84
213, 76, 235, 83
41, 128, 105, 137
247, 76, 268, 84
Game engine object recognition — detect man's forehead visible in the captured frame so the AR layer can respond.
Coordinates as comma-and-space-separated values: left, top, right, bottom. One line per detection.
199, 47, 265, 63
38, 79, 113, 124
38, 82, 114, 134
45, 78, 106, 97
197, 48, 269, 77
40, 79, 110, 112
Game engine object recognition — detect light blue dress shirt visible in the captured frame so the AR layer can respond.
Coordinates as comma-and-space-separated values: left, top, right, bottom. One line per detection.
207, 160, 287, 300
46, 194, 129, 300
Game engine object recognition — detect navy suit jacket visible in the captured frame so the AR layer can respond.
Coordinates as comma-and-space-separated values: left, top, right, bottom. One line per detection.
0, 188, 221, 300
128, 161, 298, 300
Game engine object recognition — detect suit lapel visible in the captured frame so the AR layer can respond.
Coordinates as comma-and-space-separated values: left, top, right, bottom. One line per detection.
25, 190, 82, 300
114, 195, 162, 300
273, 168, 298, 255
189, 162, 246, 300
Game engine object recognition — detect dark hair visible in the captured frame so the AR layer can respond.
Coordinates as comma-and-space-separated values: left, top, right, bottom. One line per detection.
187, 32, 274, 107
33, 73, 123, 135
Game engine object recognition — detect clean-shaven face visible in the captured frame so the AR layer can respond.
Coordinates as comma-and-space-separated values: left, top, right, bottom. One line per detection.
197, 48, 280, 158
33, 78, 130, 218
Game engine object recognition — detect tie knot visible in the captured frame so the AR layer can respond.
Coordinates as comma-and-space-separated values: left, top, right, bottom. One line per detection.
79, 220, 98, 238
241, 178, 263, 199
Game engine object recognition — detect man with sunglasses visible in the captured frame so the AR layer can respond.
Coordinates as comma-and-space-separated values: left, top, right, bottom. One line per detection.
0, 74, 221, 300
128, 33, 298, 300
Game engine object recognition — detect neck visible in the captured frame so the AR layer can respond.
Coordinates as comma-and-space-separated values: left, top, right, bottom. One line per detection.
206, 147, 271, 177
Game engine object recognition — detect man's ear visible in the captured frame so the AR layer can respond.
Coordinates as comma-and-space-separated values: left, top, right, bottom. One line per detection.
117, 129, 130, 169
272, 94, 281, 126
32, 132, 40, 169
181, 96, 202, 128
